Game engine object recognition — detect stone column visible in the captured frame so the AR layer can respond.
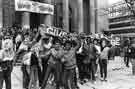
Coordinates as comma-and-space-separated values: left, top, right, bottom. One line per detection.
22, 12, 30, 29
94, 0, 98, 33
90, 0, 95, 34
42, 0, 52, 26
78, 0, 83, 33
62, 0, 69, 32
0, 0, 2, 28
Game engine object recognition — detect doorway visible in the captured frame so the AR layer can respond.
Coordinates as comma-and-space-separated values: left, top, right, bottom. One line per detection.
30, 13, 40, 29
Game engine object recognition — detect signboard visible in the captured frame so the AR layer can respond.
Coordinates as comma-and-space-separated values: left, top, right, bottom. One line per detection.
40, 26, 68, 37
15, 0, 54, 15
111, 36, 121, 46
108, 2, 131, 18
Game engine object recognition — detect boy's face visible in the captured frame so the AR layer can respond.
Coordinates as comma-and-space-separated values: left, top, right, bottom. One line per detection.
65, 43, 71, 50
55, 43, 61, 50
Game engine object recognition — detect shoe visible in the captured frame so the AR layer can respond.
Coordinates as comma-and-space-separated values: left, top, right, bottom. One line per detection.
80, 81, 84, 85
93, 81, 97, 84
95, 73, 98, 77
91, 80, 96, 84
75, 86, 80, 89
104, 78, 107, 82
100, 77, 104, 81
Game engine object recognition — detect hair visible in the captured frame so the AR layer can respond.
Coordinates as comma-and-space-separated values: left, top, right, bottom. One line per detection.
64, 40, 72, 46
93, 38, 99, 43
100, 38, 109, 51
53, 37, 62, 45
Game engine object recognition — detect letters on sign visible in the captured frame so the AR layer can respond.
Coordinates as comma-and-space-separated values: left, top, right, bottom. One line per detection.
15, 0, 54, 15
45, 27, 68, 37
111, 36, 121, 46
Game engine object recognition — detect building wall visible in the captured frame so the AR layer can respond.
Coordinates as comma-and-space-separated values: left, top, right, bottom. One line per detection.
97, 0, 109, 32
3, 0, 15, 27
108, 1, 135, 35
83, 0, 90, 34
0, 0, 108, 34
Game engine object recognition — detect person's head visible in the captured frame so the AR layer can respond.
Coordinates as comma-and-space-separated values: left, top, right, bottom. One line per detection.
101, 38, 108, 48
131, 39, 135, 47
3, 39, 13, 51
24, 35, 31, 45
42, 37, 50, 49
54, 42, 61, 50
86, 37, 92, 44
64, 40, 72, 50
53, 37, 61, 50
38, 24, 46, 32
93, 39, 98, 45
132, 43, 135, 47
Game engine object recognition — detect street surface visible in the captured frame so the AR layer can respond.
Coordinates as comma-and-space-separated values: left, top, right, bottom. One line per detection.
2, 58, 135, 89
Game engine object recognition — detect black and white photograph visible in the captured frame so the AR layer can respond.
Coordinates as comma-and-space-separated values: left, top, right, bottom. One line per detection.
0, 0, 135, 89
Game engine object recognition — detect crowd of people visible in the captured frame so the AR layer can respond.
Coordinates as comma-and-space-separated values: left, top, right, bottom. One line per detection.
0, 24, 135, 89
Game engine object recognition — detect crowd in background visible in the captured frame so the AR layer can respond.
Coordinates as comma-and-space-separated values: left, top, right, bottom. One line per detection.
0, 25, 135, 89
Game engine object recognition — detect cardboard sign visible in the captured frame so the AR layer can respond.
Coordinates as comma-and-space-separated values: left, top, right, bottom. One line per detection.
44, 27, 68, 37
111, 36, 121, 46
15, 0, 54, 15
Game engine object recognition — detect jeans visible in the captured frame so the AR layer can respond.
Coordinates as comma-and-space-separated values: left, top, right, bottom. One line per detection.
78, 63, 85, 80
99, 59, 107, 79
41, 62, 62, 89
131, 59, 135, 75
37, 65, 42, 87
0, 61, 13, 89
63, 68, 76, 89
124, 56, 130, 67
29, 65, 38, 89
90, 61, 96, 81
41, 59, 48, 85
21, 65, 30, 89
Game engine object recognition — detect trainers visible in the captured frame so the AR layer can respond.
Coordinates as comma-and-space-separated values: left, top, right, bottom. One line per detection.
100, 77, 104, 81
95, 73, 98, 77
104, 78, 107, 82
91, 80, 96, 84
75, 86, 80, 89
80, 81, 84, 85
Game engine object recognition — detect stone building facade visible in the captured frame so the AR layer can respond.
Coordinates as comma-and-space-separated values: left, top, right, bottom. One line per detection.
0, 0, 108, 34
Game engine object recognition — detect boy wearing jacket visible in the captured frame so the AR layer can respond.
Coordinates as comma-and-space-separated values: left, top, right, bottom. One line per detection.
62, 37, 80, 89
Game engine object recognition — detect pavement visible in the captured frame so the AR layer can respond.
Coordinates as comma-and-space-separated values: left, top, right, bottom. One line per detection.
3, 58, 135, 89
79, 59, 135, 89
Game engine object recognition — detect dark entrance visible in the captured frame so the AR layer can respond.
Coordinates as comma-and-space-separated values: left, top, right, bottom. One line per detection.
30, 13, 40, 29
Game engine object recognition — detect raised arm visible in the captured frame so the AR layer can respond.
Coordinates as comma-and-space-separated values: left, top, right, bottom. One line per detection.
74, 37, 81, 51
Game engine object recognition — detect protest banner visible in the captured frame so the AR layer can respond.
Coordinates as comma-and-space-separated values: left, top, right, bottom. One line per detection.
15, 0, 54, 15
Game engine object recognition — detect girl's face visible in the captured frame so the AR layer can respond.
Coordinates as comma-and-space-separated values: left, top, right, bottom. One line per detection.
102, 40, 106, 47
94, 40, 98, 45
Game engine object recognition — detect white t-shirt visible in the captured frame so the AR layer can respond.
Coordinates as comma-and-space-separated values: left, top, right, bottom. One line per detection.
0, 49, 14, 61
19, 43, 28, 51
15, 34, 22, 43
95, 45, 101, 54
23, 52, 32, 65
2, 39, 13, 50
